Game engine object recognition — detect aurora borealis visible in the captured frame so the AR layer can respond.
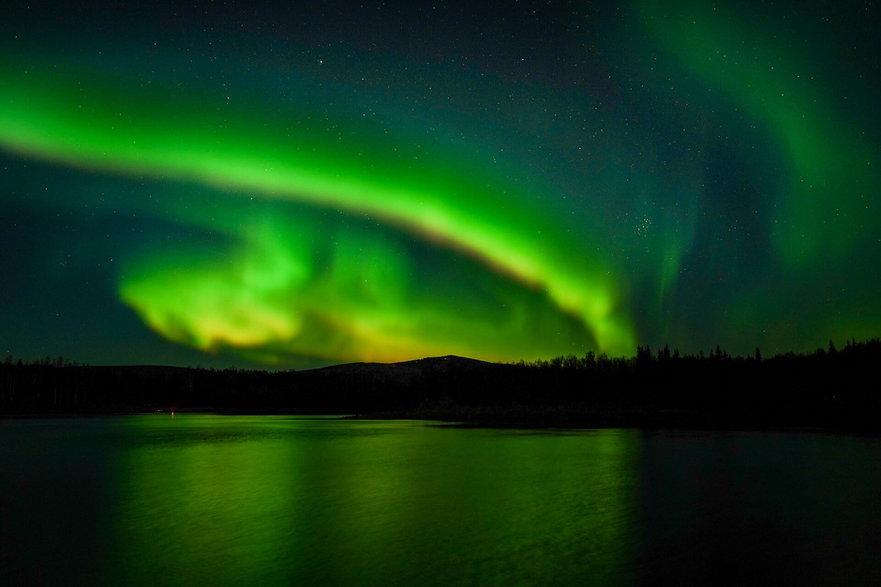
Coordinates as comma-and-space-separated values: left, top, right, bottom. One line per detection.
2, 1, 880, 368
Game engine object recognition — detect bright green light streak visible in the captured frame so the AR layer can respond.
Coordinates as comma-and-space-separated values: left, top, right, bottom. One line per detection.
0, 56, 634, 359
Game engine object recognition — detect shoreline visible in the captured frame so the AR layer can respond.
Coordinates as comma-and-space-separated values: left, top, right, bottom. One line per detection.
3, 409, 879, 436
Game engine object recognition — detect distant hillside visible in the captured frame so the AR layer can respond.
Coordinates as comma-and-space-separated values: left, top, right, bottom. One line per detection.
0, 354, 516, 415
308, 355, 495, 383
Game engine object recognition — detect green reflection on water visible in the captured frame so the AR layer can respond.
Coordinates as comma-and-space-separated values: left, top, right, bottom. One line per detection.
105, 415, 639, 585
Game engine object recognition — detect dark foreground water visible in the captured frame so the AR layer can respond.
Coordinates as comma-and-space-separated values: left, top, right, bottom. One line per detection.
1, 416, 879, 585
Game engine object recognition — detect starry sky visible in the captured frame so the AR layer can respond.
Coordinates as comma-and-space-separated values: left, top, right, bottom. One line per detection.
2, 1, 880, 368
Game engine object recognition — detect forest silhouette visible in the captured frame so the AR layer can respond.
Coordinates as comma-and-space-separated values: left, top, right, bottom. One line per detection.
2, 339, 879, 431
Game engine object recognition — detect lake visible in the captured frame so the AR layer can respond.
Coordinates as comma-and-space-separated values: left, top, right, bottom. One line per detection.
1, 416, 879, 585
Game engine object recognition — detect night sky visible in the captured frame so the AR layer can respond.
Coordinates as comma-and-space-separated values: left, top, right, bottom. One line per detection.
2, 1, 880, 368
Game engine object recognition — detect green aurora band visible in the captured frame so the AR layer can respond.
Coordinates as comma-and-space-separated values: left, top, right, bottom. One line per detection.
636, 1, 880, 264
0, 54, 634, 363
633, 0, 881, 350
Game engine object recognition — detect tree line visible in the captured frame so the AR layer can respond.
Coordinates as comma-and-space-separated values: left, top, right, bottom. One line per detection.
1, 339, 879, 430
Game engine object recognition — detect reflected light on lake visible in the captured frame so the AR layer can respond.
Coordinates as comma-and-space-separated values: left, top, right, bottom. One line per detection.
2, 416, 880, 585
106, 416, 638, 585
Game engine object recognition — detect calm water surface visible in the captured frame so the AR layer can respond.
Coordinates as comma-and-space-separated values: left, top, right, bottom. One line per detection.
1, 416, 879, 585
